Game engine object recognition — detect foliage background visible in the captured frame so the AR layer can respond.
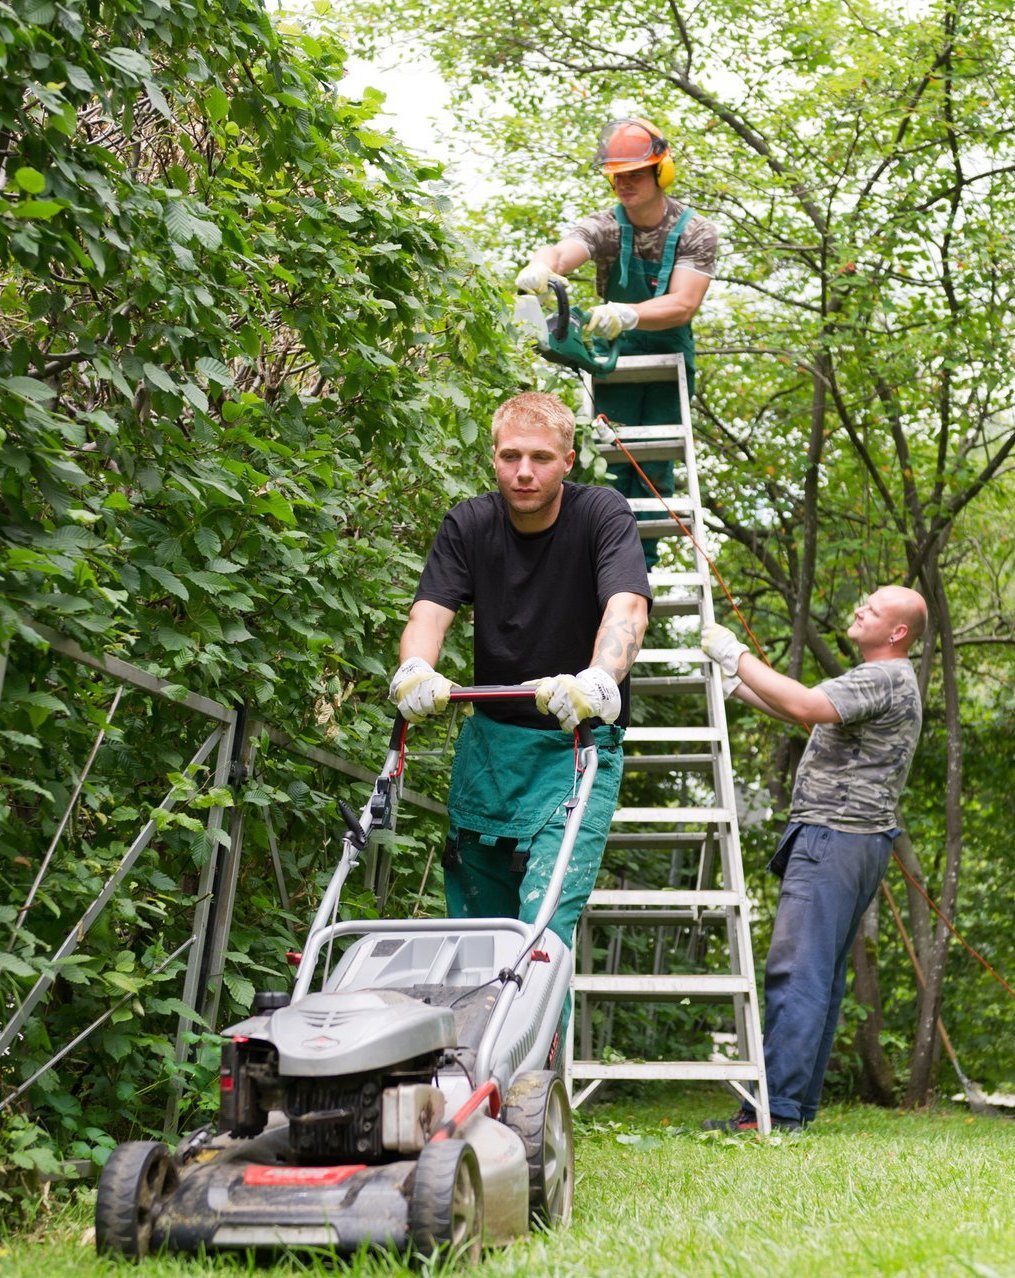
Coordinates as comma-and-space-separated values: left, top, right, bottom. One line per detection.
0, 0, 528, 1204
2, 0, 1014, 1215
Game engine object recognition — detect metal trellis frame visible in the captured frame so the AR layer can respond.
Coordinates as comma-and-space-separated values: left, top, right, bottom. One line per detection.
0, 618, 446, 1128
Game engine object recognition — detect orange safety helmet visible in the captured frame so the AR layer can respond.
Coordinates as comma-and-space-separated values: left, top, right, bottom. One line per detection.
595, 118, 675, 190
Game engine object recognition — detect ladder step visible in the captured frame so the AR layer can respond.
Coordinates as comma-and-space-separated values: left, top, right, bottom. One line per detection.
628, 498, 695, 515
638, 521, 686, 539
573, 974, 752, 998
647, 570, 706, 588
647, 597, 701, 618
625, 726, 722, 743
601, 440, 684, 464
633, 647, 708, 663
603, 423, 687, 443
622, 753, 713, 773
612, 806, 731, 824
605, 830, 713, 849
592, 353, 685, 384
569, 1060, 761, 1082
588, 890, 738, 907
582, 908, 727, 925
630, 674, 706, 693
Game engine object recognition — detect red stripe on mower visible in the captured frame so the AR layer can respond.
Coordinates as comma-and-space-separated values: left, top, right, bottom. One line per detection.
243, 1164, 367, 1187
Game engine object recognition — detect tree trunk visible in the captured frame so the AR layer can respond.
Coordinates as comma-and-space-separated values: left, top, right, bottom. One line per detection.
851, 896, 896, 1105
904, 558, 963, 1106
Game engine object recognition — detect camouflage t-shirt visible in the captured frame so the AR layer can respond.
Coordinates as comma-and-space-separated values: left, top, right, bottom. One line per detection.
563, 199, 719, 300
789, 659, 923, 833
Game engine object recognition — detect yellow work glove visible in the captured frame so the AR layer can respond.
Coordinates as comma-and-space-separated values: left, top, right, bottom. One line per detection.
515, 262, 566, 295
532, 666, 621, 734
585, 302, 639, 340
388, 657, 453, 724
700, 623, 749, 678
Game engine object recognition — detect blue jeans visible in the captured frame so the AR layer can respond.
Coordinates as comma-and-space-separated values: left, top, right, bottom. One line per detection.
763, 823, 896, 1123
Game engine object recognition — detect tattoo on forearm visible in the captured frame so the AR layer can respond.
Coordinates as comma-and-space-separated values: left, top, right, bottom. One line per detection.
592, 602, 644, 681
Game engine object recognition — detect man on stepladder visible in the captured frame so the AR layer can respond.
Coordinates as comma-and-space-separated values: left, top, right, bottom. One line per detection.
389, 392, 651, 960
700, 586, 927, 1130
515, 118, 718, 569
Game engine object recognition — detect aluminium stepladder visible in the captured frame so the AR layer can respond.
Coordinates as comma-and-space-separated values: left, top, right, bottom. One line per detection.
566, 352, 771, 1134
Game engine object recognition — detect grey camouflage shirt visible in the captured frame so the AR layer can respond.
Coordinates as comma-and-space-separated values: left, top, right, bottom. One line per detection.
563, 199, 719, 301
790, 659, 923, 833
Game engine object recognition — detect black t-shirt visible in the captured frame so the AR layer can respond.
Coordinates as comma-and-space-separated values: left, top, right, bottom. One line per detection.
414, 482, 651, 729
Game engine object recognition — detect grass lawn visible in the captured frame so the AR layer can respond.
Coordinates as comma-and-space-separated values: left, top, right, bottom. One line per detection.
2, 1086, 1012, 1277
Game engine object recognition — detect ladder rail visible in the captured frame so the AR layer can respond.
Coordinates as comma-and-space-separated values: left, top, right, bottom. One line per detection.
570, 352, 771, 1133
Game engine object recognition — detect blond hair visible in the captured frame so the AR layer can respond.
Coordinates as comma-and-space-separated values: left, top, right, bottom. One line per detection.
491, 392, 575, 452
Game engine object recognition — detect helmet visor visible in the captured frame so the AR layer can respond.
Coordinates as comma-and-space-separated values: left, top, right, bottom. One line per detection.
595, 119, 663, 173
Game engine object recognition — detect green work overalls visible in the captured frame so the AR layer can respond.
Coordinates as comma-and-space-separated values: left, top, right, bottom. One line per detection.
443, 713, 624, 948
593, 204, 696, 569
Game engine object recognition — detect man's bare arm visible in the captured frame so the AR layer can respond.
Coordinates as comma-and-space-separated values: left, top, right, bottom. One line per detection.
398, 600, 457, 666
591, 592, 650, 682
632, 266, 711, 331
530, 239, 591, 276
735, 653, 840, 725
729, 678, 797, 724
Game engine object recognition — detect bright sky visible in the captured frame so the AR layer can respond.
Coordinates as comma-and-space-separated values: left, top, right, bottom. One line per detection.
339, 54, 498, 207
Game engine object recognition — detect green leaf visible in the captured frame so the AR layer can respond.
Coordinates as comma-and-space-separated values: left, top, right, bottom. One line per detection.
105, 47, 152, 77
2, 375, 57, 401
14, 167, 46, 194
141, 564, 190, 601
181, 381, 209, 413
0, 952, 37, 978
205, 86, 230, 123
11, 197, 63, 220
194, 526, 221, 558
190, 215, 222, 250
222, 972, 256, 1010
144, 79, 172, 119
196, 357, 233, 387
143, 362, 176, 393
164, 200, 196, 243
251, 490, 295, 525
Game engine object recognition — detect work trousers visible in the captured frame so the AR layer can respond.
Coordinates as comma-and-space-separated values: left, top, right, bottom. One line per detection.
763, 822, 895, 1124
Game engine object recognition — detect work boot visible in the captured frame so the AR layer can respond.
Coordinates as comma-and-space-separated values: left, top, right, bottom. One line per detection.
702, 1107, 802, 1133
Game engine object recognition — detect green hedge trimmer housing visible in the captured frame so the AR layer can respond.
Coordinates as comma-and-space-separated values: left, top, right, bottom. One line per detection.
515, 278, 621, 376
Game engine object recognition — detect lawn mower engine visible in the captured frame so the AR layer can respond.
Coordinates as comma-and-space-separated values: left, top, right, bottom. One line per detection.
218, 989, 455, 1163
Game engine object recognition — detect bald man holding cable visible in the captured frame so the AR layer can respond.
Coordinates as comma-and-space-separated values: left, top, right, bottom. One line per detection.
701, 586, 928, 1131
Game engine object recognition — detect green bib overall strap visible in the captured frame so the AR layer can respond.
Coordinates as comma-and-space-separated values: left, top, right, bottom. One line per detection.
652, 205, 694, 298
612, 204, 694, 299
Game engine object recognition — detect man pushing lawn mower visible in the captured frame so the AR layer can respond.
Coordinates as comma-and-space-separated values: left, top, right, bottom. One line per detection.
92, 393, 650, 1263
390, 391, 651, 953
515, 119, 718, 569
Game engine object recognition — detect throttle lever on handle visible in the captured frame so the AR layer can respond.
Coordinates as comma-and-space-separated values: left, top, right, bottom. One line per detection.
338, 799, 367, 849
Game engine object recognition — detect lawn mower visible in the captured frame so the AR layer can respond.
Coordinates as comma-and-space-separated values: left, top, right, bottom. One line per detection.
515, 277, 621, 376
94, 688, 596, 1263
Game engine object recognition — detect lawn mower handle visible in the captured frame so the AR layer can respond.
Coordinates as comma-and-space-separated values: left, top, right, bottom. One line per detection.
388, 685, 595, 749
